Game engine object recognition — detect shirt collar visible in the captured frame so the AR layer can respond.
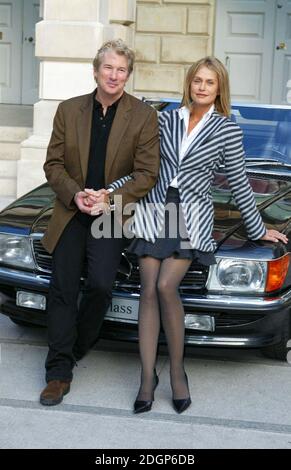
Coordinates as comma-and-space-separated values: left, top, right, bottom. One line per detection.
93, 90, 122, 111
178, 104, 215, 121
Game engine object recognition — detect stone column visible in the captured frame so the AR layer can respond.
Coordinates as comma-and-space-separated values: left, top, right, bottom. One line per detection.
17, 0, 136, 197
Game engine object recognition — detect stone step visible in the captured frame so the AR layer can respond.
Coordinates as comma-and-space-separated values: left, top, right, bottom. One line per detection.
0, 142, 21, 161
0, 196, 16, 211
0, 125, 32, 199
0, 126, 32, 143
0, 177, 16, 197
0, 104, 33, 127
0, 126, 31, 163
0, 160, 17, 178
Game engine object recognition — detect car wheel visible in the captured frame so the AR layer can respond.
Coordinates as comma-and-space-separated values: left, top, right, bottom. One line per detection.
261, 315, 291, 361
9, 318, 43, 328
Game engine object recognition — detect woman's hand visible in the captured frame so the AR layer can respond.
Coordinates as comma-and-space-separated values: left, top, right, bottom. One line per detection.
260, 229, 288, 244
90, 202, 110, 216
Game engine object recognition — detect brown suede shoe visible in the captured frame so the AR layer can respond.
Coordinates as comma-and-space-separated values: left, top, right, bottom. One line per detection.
40, 380, 71, 406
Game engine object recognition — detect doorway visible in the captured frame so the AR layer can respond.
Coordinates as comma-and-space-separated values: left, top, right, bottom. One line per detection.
214, 0, 291, 104
0, 0, 40, 105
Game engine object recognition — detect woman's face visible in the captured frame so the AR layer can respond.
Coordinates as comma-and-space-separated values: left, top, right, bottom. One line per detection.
190, 66, 219, 109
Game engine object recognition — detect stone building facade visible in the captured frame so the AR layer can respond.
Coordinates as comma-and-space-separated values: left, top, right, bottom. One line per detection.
134, 0, 214, 98
17, 0, 214, 196
17, 0, 136, 196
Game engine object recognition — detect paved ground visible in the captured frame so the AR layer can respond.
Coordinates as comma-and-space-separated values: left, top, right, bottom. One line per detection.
0, 312, 291, 449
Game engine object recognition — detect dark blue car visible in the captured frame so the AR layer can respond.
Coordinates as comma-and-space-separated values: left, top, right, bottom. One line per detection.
0, 101, 291, 360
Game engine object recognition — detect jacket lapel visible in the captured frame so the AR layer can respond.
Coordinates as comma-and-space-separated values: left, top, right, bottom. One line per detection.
173, 109, 184, 165
105, 92, 132, 179
183, 111, 227, 158
76, 91, 94, 183
161, 109, 183, 168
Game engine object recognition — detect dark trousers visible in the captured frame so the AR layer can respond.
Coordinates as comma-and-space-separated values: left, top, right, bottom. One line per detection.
45, 214, 125, 382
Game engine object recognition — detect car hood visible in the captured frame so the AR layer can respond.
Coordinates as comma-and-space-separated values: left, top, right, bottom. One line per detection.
0, 176, 290, 257
0, 184, 55, 235
212, 172, 291, 259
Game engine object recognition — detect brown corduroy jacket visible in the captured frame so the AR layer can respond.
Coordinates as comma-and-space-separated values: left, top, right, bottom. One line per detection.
42, 90, 160, 253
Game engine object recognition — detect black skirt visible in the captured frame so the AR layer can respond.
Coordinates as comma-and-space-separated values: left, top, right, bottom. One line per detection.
128, 187, 216, 266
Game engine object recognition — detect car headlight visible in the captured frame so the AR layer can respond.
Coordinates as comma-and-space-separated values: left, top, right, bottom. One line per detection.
207, 258, 267, 293
0, 234, 35, 269
207, 255, 290, 293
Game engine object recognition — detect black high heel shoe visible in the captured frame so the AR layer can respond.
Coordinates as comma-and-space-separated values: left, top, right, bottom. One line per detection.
172, 373, 191, 414
133, 370, 159, 414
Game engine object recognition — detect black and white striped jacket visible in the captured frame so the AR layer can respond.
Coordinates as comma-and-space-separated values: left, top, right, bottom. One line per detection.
109, 108, 266, 252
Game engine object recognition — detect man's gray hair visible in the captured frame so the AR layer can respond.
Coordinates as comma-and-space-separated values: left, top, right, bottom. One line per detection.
93, 39, 135, 75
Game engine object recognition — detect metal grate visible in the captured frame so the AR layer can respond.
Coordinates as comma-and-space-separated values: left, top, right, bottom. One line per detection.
119, 252, 209, 291
184, 306, 264, 328
33, 239, 209, 290
33, 239, 52, 272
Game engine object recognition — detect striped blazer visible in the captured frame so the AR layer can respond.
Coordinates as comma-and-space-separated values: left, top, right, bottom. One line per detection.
109, 108, 266, 252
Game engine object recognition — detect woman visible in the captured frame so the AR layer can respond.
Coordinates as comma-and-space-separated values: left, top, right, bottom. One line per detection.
126, 57, 288, 415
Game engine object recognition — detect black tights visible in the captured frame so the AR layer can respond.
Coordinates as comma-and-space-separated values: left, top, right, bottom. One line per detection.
136, 256, 192, 401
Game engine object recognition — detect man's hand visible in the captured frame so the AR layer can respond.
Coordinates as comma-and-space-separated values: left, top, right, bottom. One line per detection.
84, 188, 110, 205
260, 229, 288, 244
74, 191, 94, 214
86, 189, 112, 215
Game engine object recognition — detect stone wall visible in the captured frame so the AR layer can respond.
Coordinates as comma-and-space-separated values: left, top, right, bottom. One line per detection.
134, 0, 215, 98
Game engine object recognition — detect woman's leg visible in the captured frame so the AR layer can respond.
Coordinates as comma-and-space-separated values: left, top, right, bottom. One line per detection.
136, 256, 161, 401
157, 257, 192, 399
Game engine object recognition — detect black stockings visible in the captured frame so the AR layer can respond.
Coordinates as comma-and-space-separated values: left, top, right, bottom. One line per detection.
136, 256, 192, 401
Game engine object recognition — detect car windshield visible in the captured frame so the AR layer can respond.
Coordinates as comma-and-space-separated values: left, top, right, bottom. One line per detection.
146, 99, 291, 168
231, 104, 291, 167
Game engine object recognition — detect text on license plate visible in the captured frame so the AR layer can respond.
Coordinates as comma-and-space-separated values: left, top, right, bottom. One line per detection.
105, 297, 139, 324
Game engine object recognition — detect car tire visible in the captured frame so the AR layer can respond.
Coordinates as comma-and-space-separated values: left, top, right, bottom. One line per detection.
261, 315, 291, 361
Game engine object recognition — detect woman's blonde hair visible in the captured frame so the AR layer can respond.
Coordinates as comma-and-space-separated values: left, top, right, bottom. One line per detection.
181, 56, 231, 117
93, 39, 135, 75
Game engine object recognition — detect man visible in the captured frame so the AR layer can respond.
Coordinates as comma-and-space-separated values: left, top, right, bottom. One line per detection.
40, 39, 160, 406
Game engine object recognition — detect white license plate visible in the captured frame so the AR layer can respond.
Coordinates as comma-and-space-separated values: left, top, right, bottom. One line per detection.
105, 297, 139, 324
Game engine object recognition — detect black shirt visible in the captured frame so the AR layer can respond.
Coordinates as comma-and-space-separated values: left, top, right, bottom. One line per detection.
85, 93, 120, 190
76, 92, 121, 226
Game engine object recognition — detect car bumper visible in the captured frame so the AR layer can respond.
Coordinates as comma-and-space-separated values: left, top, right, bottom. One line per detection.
0, 266, 290, 348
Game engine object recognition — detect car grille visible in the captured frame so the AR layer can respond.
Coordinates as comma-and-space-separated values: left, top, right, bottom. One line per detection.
184, 306, 264, 328
33, 239, 52, 272
32, 238, 209, 290
120, 252, 209, 291
215, 312, 264, 327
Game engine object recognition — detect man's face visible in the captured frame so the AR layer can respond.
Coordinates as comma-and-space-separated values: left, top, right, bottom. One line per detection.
94, 50, 130, 100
